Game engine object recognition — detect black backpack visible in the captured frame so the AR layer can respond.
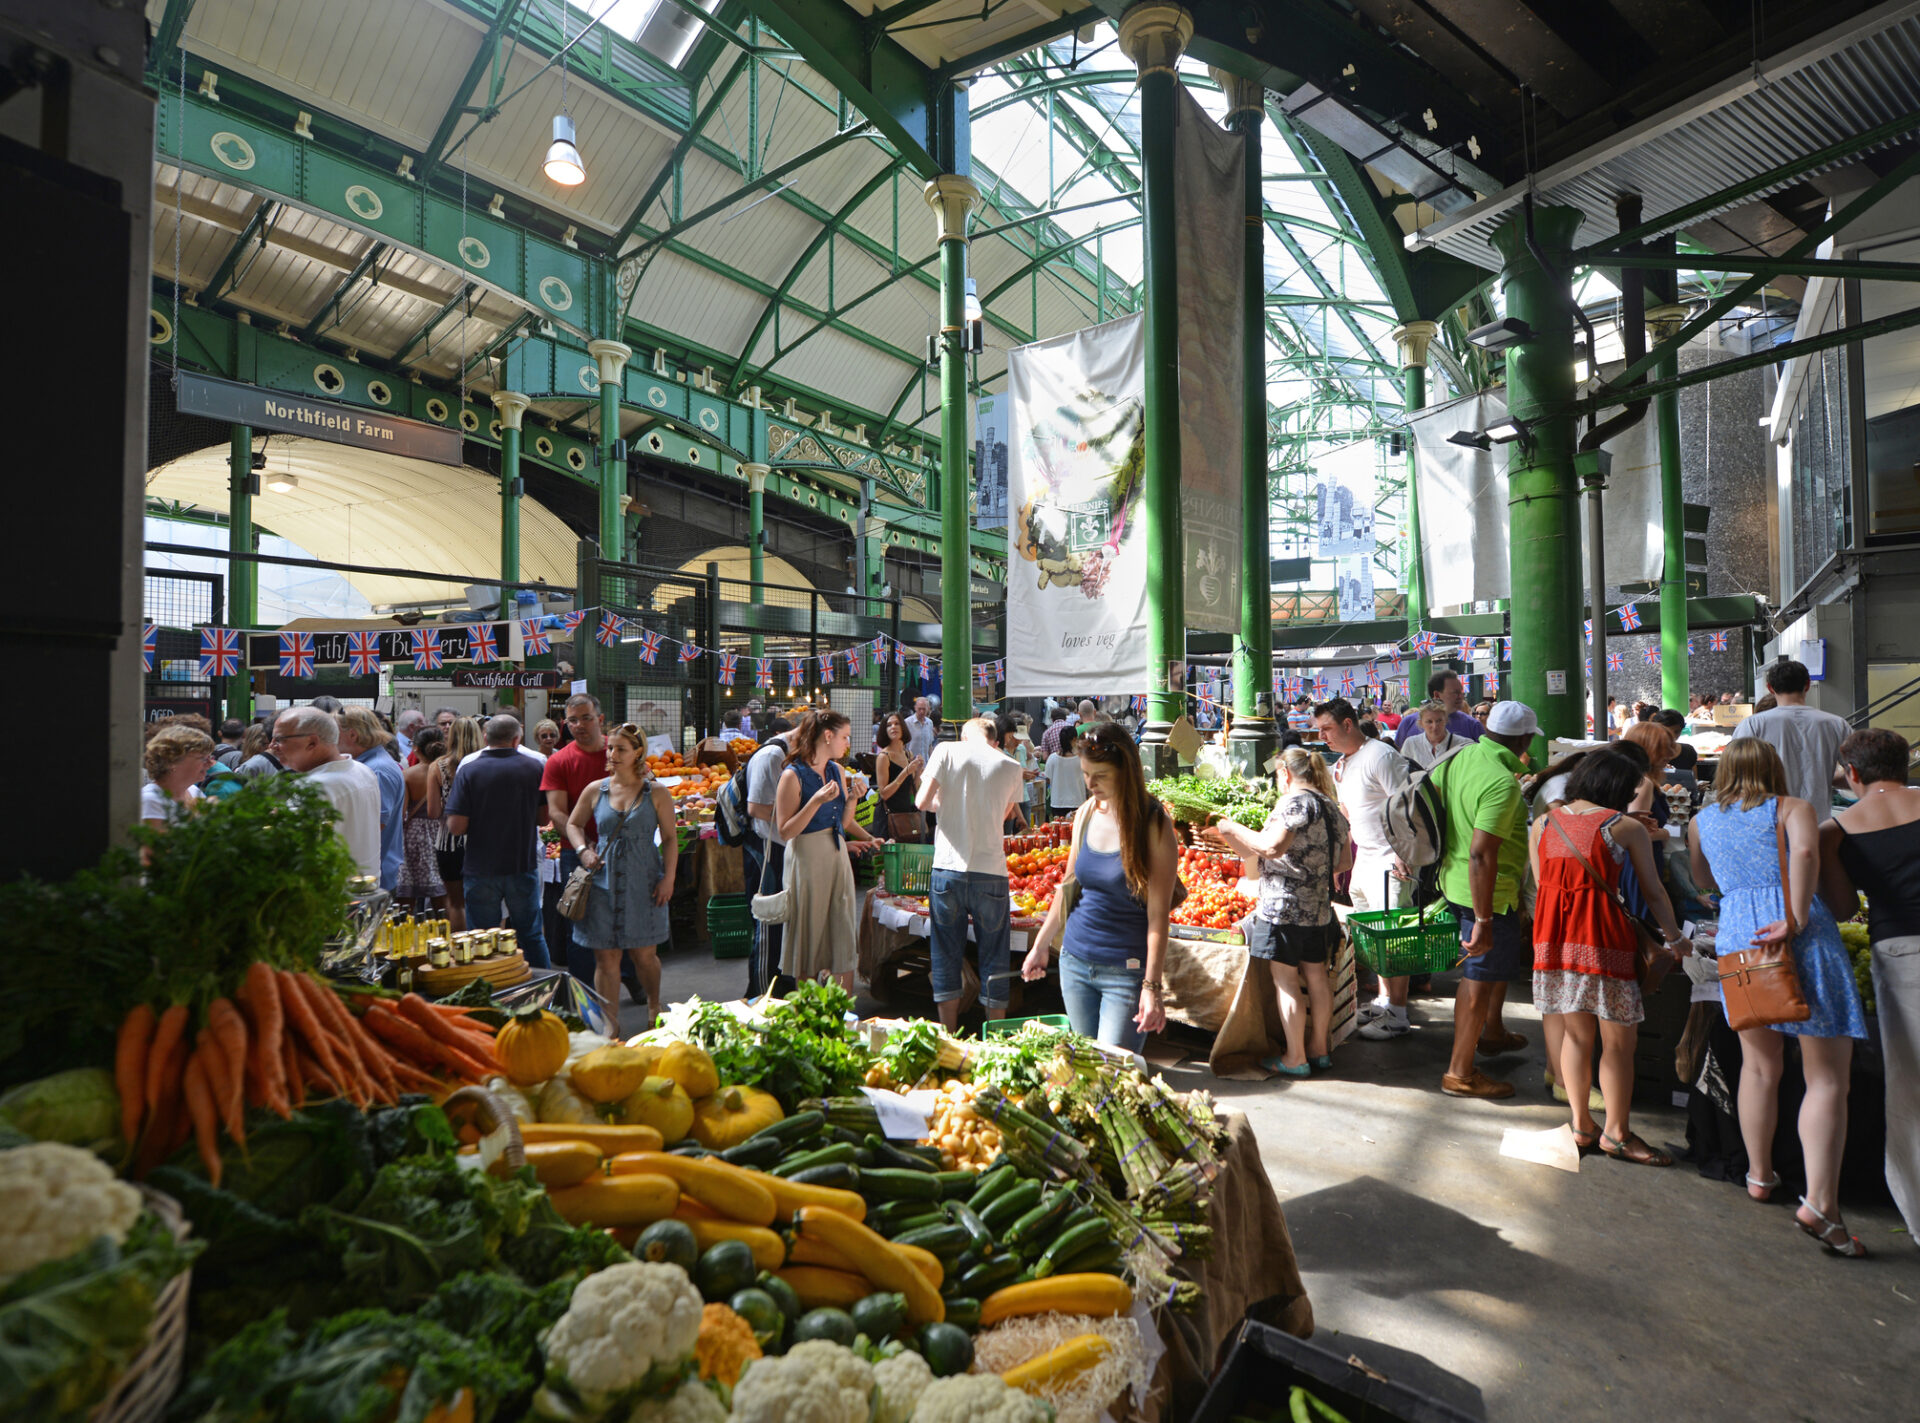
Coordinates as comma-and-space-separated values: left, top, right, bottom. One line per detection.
716, 738, 781, 847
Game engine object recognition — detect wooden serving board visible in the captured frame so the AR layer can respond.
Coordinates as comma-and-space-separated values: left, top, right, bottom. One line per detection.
415, 951, 530, 995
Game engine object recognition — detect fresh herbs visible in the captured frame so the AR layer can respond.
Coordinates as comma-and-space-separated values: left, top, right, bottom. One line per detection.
1147, 776, 1277, 830
676, 984, 870, 1109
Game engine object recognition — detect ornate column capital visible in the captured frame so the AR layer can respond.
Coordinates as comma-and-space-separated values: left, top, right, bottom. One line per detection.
742, 462, 770, 495
1209, 67, 1265, 122
491, 389, 531, 431
922, 174, 979, 243
1645, 303, 1688, 344
586, 338, 632, 386
1118, 3, 1192, 77
1391, 320, 1440, 370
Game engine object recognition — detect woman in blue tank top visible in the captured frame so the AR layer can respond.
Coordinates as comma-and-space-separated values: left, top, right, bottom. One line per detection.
1019, 724, 1178, 1050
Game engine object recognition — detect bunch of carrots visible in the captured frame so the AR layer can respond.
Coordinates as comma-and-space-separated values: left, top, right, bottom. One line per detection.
115, 964, 500, 1185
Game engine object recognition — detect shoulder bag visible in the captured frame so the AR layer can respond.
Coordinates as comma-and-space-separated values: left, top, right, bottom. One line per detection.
560, 790, 632, 923
1545, 809, 1676, 997
1715, 803, 1813, 1030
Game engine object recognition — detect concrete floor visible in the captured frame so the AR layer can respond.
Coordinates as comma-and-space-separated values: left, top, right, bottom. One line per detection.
656, 942, 1920, 1422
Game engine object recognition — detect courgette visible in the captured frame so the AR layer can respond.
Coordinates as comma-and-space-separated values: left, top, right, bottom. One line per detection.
1057, 1238, 1124, 1275
1035, 1219, 1111, 1278
859, 1167, 944, 1202
967, 1164, 1018, 1211
978, 1180, 1044, 1232
1003, 1189, 1074, 1247
944, 1201, 996, 1256
865, 1200, 934, 1234
932, 1171, 976, 1198
719, 1135, 786, 1169
864, 1134, 938, 1172
788, 1162, 861, 1189
954, 1255, 1023, 1297
750, 1110, 824, 1144
877, 1208, 946, 1239
892, 1222, 971, 1258
941, 1296, 980, 1332
853, 1147, 880, 1168
771, 1142, 858, 1177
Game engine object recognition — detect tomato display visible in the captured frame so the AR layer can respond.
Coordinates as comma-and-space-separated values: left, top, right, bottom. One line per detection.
1173, 847, 1257, 930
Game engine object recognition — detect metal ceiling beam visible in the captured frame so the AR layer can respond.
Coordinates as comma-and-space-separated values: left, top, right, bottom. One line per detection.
614, 54, 752, 249
1604, 252, 1920, 284
202, 198, 277, 302
145, 0, 199, 83
393, 282, 477, 365
298, 241, 388, 343
419, 0, 529, 179
937, 9, 1103, 80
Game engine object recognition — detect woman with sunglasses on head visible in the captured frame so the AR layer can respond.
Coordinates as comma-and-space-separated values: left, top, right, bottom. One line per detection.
1021, 723, 1177, 1051
775, 710, 882, 993
567, 723, 678, 1034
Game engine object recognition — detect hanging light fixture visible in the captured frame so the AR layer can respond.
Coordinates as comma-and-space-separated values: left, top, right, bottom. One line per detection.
267, 472, 299, 493
543, 5, 585, 185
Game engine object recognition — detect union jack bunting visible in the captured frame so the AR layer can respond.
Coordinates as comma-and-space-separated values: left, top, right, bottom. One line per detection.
1686, 636, 1696, 656
346, 630, 382, 676
820, 656, 835, 684
718, 653, 738, 686
915, 652, 929, 678
754, 658, 772, 688
787, 659, 806, 687
466, 624, 500, 665
279, 631, 316, 679
1607, 651, 1624, 673
1583, 619, 1594, 645
1644, 646, 1661, 666
678, 642, 702, 664
637, 629, 662, 664
1709, 630, 1730, 652
1314, 675, 1330, 699
1500, 637, 1513, 662
520, 618, 551, 656
1585, 658, 1592, 677
1387, 649, 1403, 673
1411, 631, 1436, 656
1485, 670, 1500, 694
560, 610, 587, 633
1618, 603, 1643, 631
844, 648, 861, 677
594, 613, 624, 649
141, 623, 157, 673
199, 627, 242, 678
1461, 637, 1478, 652
1340, 668, 1356, 695
894, 641, 907, 667
1131, 695, 1147, 716
411, 628, 443, 671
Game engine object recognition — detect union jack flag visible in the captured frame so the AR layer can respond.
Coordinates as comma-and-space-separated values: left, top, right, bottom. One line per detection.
1687, 636, 1696, 656
1607, 651, 1624, 673
1709, 630, 1730, 652
1387, 649, 1403, 673
894, 642, 907, 667
1485, 670, 1500, 694
1585, 658, 1592, 677
1340, 668, 1356, 695
1411, 631, 1436, 657
845, 648, 861, 677
279, 631, 316, 679
788, 659, 805, 687
915, 652, 929, 678
820, 656, 835, 684
520, 618, 551, 656
1500, 637, 1513, 662
1131, 695, 1147, 716
346, 630, 382, 676
1461, 637, 1478, 652
1618, 603, 1643, 631
593, 612, 622, 649
1644, 646, 1661, 666
560, 610, 587, 634
467, 624, 500, 665
411, 628, 443, 671
637, 630, 662, 664
1314, 675, 1330, 699
754, 658, 772, 689
718, 652, 738, 686
1584, 619, 1594, 645
141, 624, 157, 673
678, 642, 702, 664
199, 627, 243, 678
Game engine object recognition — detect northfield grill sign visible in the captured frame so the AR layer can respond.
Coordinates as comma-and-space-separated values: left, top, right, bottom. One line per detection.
175, 374, 464, 465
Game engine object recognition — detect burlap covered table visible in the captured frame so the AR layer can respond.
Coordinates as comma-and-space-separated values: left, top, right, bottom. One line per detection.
1135, 1110, 1313, 1420
1160, 929, 1358, 1078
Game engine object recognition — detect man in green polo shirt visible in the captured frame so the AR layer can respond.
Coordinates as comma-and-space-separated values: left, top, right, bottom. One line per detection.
1430, 700, 1539, 1099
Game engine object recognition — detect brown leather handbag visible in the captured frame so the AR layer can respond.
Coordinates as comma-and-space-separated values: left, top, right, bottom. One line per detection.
1716, 804, 1813, 1031
1545, 810, 1675, 996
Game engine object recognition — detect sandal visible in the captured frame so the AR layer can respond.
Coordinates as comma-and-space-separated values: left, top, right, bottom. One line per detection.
1600, 1130, 1673, 1167
1796, 1199, 1868, 1258
1571, 1126, 1602, 1155
1261, 1056, 1311, 1079
1745, 1172, 1782, 1203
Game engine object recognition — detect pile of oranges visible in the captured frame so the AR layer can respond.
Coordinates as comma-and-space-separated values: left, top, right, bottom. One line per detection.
644, 749, 732, 799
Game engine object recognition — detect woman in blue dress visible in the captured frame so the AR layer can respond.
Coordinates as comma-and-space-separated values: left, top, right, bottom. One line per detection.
566, 724, 678, 1034
1689, 737, 1868, 1257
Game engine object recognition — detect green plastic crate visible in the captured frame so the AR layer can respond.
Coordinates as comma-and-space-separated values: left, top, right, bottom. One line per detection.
883, 842, 934, 895
711, 926, 753, 961
984, 1013, 1071, 1039
707, 893, 753, 931
1346, 905, 1461, 977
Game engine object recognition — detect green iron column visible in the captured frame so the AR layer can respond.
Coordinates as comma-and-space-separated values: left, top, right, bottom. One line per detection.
493, 390, 530, 598
743, 462, 769, 662
1120, 2, 1193, 775
1393, 321, 1439, 707
1650, 295, 1690, 708
228, 425, 255, 721
1489, 206, 1587, 747
924, 173, 979, 732
587, 339, 633, 558
1214, 67, 1275, 776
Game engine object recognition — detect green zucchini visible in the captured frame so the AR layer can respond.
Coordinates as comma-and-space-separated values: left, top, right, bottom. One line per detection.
954, 1255, 1023, 1297
771, 1142, 858, 1177
878, 1209, 946, 1239
719, 1135, 786, 1169
788, 1162, 861, 1189
750, 1110, 824, 1144
892, 1222, 971, 1258
967, 1164, 1018, 1211
1057, 1238, 1124, 1275
944, 1201, 996, 1256
864, 1134, 939, 1172
940, 1296, 980, 1332
1002, 1189, 1074, 1247
978, 1180, 1043, 1233
932, 1171, 976, 1199
858, 1168, 944, 1201
1035, 1218, 1111, 1278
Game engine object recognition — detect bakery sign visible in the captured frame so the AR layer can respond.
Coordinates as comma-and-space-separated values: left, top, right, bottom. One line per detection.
244, 623, 513, 670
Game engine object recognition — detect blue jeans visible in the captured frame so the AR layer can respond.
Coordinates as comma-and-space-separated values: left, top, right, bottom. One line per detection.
929, 869, 1011, 1009
1060, 950, 1146, 1052
465, 870, 550, 969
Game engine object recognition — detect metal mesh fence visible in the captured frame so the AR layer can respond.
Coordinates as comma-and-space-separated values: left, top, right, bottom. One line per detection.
143, 569, 223, 707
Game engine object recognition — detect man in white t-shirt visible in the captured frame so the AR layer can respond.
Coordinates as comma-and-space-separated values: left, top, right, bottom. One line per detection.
272, 706, 382, 879
1316, 697, 1416, 1040
917, 719, 1026, 1029
1733, 658, 1849, 822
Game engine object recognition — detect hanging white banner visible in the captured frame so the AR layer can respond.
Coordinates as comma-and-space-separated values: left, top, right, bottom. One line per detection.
1005, 313, 1149, 695
1337, 555, 1375, 623
1406, 388, 1661, 610
1313, 441, 1378, 558
1173, 84, 1246, 635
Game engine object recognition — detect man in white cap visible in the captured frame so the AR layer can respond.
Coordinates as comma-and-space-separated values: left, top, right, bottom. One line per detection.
1429, 699, 1539, 1099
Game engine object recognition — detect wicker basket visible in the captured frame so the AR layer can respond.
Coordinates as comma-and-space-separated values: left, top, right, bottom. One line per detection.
90, 1187, 192, 1423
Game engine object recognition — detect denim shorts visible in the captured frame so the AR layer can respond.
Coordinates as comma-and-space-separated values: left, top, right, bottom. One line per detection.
928, 869, 1011, 1008
1246, 916, 1338, 967
1448, 901, 1530, 983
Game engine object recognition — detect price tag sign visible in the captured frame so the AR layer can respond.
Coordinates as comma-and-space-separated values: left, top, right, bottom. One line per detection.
1545, 669, 1567, 695
860, 1086, 936, 1140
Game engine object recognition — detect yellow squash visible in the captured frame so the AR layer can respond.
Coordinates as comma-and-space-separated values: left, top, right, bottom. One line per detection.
786, 1232, 941, 1287
658, 1041, 720, 1098
613, 1075, 694, 1142
1000, 1334, 1112, 1394
608, 1151, 777, 1225
689, 1085, 783, 1150
773, 1265, 871, 1311
493, 1008, 569, 1085
490, 1139, 601, 1189
792, 1206, 944, 1326
570, 1045, 655, 1104
978, 1275, 1133, 1328
518, 1121, 664, 1154
678, 1218, 786, 1272
546, 1172, 679, 1227
761, 1174, 867, 1223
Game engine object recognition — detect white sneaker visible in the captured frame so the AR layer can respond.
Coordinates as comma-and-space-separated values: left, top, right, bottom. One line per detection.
1354, 1000, 1393, 1024
1357, 1012, 1411, 1041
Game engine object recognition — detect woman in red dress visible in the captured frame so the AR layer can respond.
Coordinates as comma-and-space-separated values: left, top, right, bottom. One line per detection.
1530, 749, 1691, 1165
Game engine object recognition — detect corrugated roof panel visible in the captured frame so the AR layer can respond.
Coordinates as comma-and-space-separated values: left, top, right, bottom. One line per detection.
763, 325, 918, 414
631, 250, 771, 355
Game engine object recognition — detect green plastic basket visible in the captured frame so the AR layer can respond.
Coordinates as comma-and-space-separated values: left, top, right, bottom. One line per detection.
984, 1013, 1071, 1039
883, 842, 934, 895
707, 893, 753, 931
711, 926, 753, 961
1345, 905, 1462, 977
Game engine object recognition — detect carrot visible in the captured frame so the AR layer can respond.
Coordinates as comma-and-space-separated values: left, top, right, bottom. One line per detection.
339, 1008, 401, 1102
365, 1003, 495, 1081
207, 999, 250, 1140
278, 970, 353, 1103
398, 994, 501, 1067
145, 1004, 190, 1116
240, 962, 288, 1113
307, 978, 384, 1103
294, 1047, 340, 1099
116, 1005, 155, 1147
182, 1049, 223, 1188
196, 1026, 246, 1147
282, 1028, 306, 1108
133, 1094, 177, 1179
388, 1059, 444, 1091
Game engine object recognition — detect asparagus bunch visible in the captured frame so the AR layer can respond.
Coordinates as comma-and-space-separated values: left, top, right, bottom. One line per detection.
972, 1084, 1090, 1174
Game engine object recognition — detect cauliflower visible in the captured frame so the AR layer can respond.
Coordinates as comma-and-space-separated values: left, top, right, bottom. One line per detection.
627, 1378, 727, 1423
541, 1261, 705, 1413
872, 1349, 934, 1423
0, 1141, 142, 1283
730, 1339, 874, 1423
911, 1373, 1053, 1423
